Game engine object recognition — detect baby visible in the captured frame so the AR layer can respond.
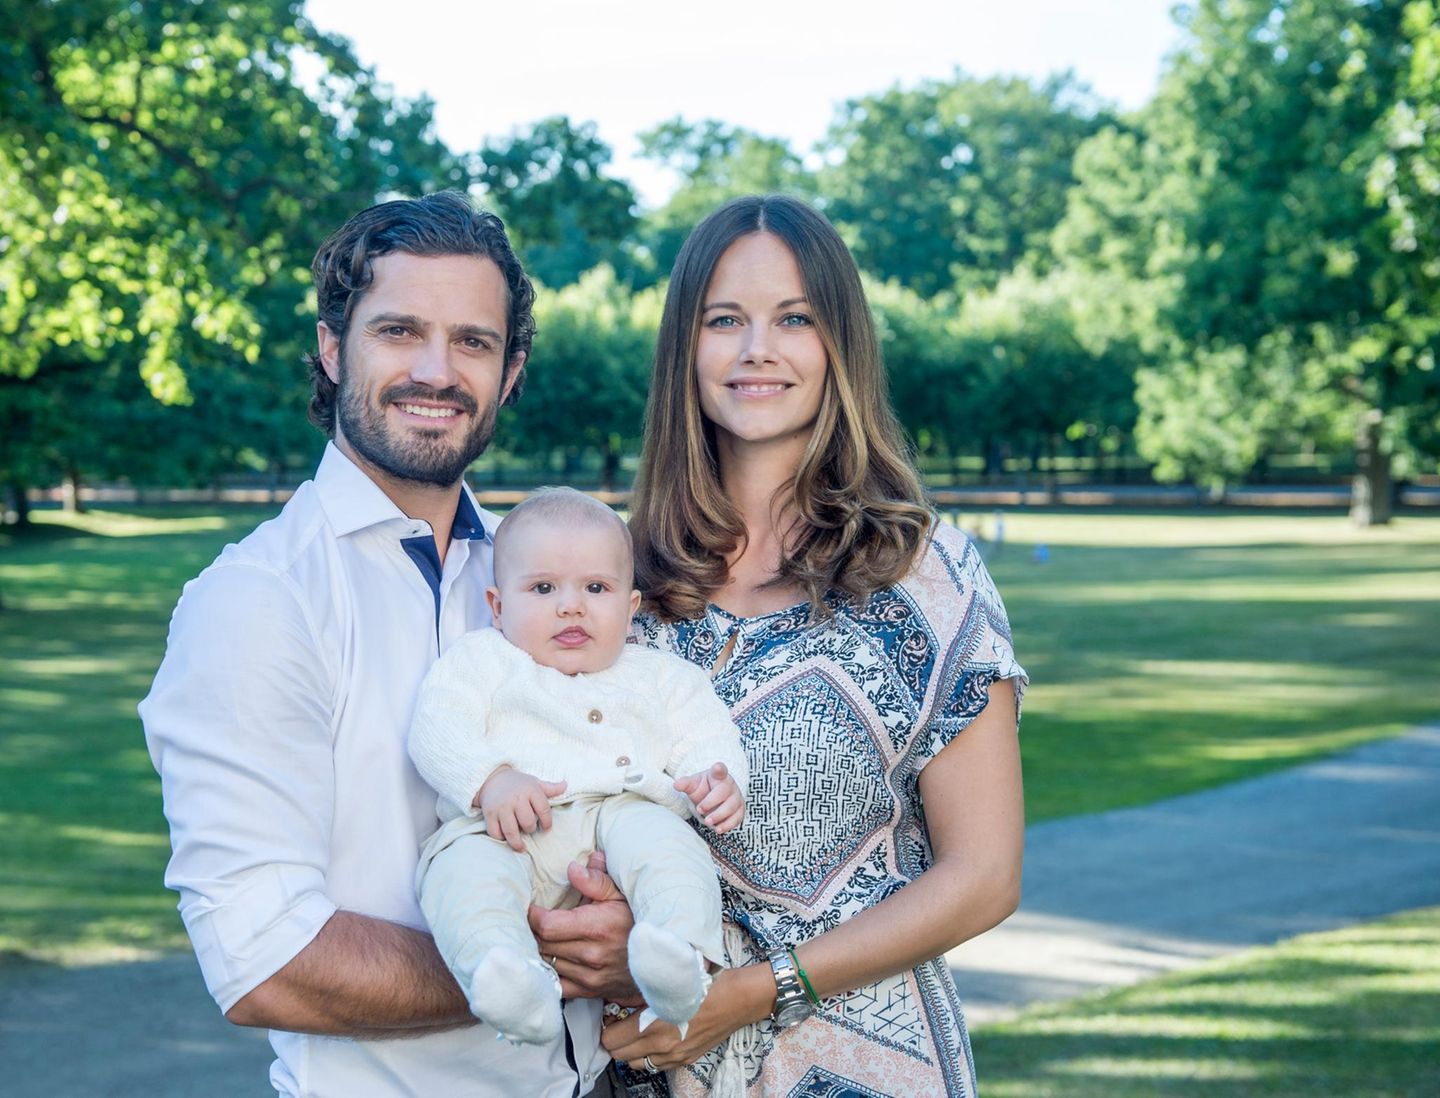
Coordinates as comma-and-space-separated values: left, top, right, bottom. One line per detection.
408, 487, 747, 1045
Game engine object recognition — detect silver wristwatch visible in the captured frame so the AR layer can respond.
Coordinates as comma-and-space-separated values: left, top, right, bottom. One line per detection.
767, 947, 814, 1029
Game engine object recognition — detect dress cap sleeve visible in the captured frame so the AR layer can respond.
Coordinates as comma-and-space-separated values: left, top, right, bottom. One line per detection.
915, 524, 1027, 766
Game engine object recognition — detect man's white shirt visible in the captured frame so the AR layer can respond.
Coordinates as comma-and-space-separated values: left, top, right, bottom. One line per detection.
141, 443, 606, 1097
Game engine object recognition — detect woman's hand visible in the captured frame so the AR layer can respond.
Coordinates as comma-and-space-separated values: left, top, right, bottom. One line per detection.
601, 963, 773, 1071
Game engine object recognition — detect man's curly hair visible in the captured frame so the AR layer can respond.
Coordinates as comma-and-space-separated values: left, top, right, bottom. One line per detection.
304, 191, 536, 435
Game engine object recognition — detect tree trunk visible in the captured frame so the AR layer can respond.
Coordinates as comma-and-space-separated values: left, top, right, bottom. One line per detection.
1350, 408, 1392, 526
600, 440, 620, 494
6, 479, 31, 527
63, 466, 86, 514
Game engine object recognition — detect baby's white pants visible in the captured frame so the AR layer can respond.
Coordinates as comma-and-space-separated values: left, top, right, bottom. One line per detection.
416, 792, 724, 993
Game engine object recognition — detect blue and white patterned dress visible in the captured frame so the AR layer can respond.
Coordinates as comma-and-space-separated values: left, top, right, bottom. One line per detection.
627, 523, 1026, 1098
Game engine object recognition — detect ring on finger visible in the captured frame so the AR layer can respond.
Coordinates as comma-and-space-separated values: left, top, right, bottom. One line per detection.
643, 1056, 658, 1072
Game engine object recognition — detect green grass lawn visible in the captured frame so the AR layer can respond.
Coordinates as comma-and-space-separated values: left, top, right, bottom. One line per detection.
970, 510, 1440, 820
0, 507, 278, 962
1, 506, 1437, 962
974, 905, 1440, 1097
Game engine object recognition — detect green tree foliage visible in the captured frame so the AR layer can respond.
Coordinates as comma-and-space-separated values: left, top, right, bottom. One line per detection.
494, 266, 659, 489
870, 265, 1142, 485
958, 269, 1141, 483
866, 279, 984, 474
1119, 0, 1440, 522
822, 74, 1110, 297
1051, 125, 1191, 315
9, 2, 1439, 513
476, 116, 638, 288
0, 0, 460, 514
634, 118, 814, 283
1364, 1, 1440, 476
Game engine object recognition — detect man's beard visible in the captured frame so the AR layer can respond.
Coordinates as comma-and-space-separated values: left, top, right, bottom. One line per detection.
336, 367, 499, 489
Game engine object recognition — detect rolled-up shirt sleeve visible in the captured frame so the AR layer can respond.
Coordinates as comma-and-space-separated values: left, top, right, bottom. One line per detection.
141, 562, 339, 1013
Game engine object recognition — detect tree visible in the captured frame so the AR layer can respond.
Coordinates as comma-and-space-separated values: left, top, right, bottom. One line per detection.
1119, 0, 1439, 523
866, 279, 988, 474
475, 116, 638, 288
493, 266, 658, 490
957, 269, 1141, 486
634, 118, 814, 283
821, 74, 1110, 297
1362, 0, 1440, 512
0, 0, 461, 520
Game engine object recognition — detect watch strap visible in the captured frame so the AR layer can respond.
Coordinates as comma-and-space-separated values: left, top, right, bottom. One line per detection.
767, 947, 812, 1026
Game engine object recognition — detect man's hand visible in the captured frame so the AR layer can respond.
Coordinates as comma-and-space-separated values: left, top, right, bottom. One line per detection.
673, 762, 745, 833
528, 853, 641, 1004
477, 766, 567, 852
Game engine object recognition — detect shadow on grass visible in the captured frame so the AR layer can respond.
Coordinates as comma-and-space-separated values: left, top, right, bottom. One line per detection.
979, 1033, 1438, 1097
977, 910, 1440, 1097
0, 522, 101, 548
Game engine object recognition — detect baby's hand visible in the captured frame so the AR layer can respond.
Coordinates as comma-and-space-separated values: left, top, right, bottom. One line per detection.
477, 767, 568, 851
673, 762, 746, 833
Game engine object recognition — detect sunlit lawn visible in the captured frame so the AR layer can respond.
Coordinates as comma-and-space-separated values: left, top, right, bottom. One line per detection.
0, 507, 277, 962
1, 505, 1437, 961
974, 905, 1440, 1097
968, 509, 1440, 820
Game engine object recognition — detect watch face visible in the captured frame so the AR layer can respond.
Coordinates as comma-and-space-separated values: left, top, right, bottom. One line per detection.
776, 999, 812, 1027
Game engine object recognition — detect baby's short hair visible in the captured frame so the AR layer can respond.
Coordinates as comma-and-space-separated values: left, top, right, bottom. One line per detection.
492, 487, 634, 586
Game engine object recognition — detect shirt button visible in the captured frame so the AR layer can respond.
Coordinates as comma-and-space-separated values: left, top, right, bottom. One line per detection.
615, 755, 631, 767
588, 709, 603, 724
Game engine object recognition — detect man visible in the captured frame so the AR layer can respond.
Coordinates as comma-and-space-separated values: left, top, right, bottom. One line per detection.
142, 192, 632, 1097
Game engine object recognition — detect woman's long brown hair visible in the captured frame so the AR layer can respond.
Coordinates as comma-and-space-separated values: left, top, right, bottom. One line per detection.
630, 195, 933, 623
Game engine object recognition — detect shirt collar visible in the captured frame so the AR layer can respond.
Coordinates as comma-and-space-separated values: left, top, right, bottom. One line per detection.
451, 486, 491, 542
314, 442, 493, 543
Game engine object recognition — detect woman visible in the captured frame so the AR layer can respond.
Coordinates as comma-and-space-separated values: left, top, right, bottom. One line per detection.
604, 195, 1026, 1097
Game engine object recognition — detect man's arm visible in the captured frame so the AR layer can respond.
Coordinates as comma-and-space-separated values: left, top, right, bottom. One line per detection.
143, 562, 467, 1034
226, 911, 472, 1035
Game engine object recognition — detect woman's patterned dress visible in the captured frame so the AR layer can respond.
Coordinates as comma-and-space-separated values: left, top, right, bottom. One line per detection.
625, 523, 1026, 1098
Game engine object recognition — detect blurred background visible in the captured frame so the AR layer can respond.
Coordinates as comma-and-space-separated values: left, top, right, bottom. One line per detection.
1, 2, 1437, 1095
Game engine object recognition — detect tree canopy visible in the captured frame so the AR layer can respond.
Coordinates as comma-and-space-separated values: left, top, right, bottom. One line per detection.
475, 116, 638, 289
822, 74, 1110, 296
633, 117, 813, 284
4, 0, 1439, 525
0, 0, 460, 505
1100, 0, 1440, 520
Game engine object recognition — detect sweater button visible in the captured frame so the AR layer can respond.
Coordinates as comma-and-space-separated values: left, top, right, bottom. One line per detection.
615, 755, 631, 767
588, 708, 603, 724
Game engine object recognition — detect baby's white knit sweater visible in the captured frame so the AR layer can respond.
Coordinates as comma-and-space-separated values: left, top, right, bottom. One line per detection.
408, 628, 748, 825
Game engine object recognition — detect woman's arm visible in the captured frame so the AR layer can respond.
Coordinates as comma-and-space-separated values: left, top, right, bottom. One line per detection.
602, 677, 1024, 1069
